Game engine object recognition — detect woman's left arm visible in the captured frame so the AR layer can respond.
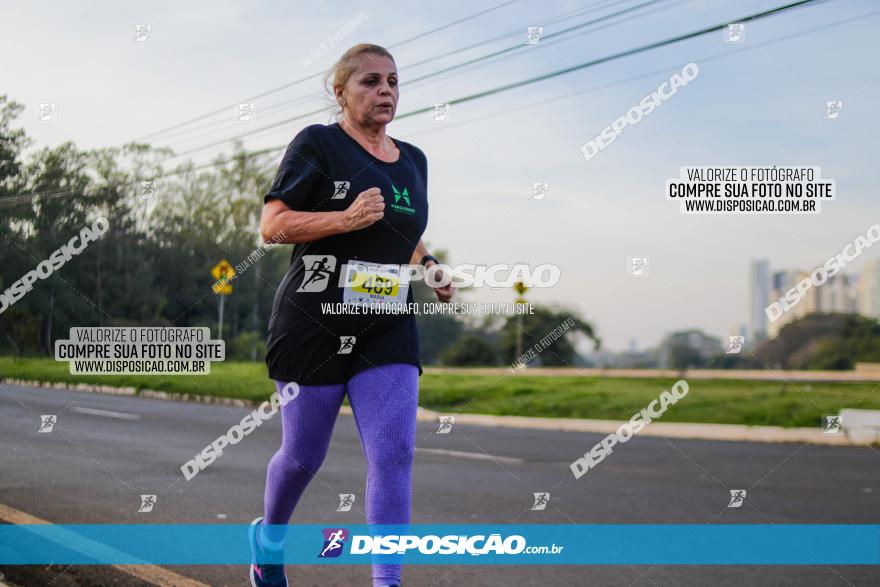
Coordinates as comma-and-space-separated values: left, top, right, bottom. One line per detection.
409, 239, 430, 266
410, 239, 454, 303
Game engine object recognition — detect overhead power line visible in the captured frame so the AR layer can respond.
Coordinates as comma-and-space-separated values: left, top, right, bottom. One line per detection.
168, 0, 829, 160
132, 0, 525, 143
405, 0, 667, 86
388, 0, 522, 49
405, 7, 878, 140
398, 0, 829, 118
160, 0, 672, 156
0, 0, 840, 209
149, 0, 635, 149
400, 0, 631, 73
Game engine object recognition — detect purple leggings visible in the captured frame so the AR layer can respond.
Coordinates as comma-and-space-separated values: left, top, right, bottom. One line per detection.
263, 362, 419, 587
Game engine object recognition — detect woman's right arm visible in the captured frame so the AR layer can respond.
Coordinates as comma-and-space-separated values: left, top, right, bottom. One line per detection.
260, 187, 386, 244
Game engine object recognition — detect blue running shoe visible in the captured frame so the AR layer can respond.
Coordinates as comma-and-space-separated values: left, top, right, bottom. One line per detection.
249, 516, 288, 587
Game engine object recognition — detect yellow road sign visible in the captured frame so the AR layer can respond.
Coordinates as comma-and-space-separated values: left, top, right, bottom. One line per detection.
212, 260, 235, 280
514, 281, 528, 295
212, 260, 235, 295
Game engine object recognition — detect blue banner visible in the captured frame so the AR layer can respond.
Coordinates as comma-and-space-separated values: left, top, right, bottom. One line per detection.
0, 524, 877, 565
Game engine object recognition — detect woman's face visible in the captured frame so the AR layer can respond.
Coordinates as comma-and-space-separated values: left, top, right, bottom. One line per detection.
337, 53, 398, 128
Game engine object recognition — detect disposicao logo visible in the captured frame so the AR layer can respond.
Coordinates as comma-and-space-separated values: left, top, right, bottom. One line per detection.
318, 528, 348, 558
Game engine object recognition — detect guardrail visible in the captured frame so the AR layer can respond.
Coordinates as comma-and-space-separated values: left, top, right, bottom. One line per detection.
424, 367, 880, 382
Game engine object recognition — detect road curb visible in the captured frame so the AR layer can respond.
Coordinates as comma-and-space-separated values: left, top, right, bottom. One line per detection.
424, 366, 880, 382
429, 412, 862, 446
2, 377, 869, 447
1, 377, 254, 408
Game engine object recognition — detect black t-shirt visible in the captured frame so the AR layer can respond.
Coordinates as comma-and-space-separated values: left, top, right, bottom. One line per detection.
263, 122, 429, 385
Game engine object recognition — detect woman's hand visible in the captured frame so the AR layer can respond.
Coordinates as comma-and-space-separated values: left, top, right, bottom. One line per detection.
425, 261, 455, 303
343, 187, 385, 231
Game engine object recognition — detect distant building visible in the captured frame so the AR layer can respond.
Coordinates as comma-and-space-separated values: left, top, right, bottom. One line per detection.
768, 270, 807, 338
765, 259, 864, 338
820, 273, 856, 313
858, 259, 880, 319
588, 347, 658, 369
767, 270, 856, 337
749, 259, 771, 340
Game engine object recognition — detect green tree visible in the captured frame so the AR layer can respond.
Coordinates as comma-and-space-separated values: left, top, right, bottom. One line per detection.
0, 95, 35, 355
17, 141, 96, 355
758, 313, 880, 370
0, 307, 40, 356
441, 333, 498, 366
499, 305, 600, 366
0, 95, 31, 199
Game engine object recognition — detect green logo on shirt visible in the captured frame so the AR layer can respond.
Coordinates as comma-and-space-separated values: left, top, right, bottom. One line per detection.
390, 184, 415, 215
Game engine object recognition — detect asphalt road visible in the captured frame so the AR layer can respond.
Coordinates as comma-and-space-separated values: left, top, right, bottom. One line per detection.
0, 382, 878, 586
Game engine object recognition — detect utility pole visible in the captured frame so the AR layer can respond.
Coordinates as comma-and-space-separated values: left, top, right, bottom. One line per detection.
514, 280, 528, 363
218, 294, 225, 339
211, 260, 235, 340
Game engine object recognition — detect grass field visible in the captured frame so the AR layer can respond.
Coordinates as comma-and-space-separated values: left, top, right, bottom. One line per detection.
2, 357, 878, 428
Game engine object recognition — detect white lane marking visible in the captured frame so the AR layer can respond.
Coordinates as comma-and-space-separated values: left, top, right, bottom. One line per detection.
415, 447, 525, 465
70, 407, 141, 420
0, 502, 209, 587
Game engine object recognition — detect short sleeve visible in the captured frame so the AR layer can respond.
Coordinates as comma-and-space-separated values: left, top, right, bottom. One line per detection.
410, 144, 428, 185
263, 126, 327, 210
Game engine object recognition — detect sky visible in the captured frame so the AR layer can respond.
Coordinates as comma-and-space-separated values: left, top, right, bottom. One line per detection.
2, 0, 878, 351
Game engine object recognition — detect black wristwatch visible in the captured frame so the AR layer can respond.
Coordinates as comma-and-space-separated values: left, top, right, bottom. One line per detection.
419, 254, 439, 267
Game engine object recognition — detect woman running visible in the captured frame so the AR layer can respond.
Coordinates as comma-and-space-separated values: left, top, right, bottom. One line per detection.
249, 43, 454, 587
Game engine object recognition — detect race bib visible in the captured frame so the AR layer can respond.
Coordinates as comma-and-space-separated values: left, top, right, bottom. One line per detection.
342, 260, 410, 307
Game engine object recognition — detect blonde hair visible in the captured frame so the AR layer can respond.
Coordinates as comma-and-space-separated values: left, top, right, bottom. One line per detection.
323, 44, 396, 122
